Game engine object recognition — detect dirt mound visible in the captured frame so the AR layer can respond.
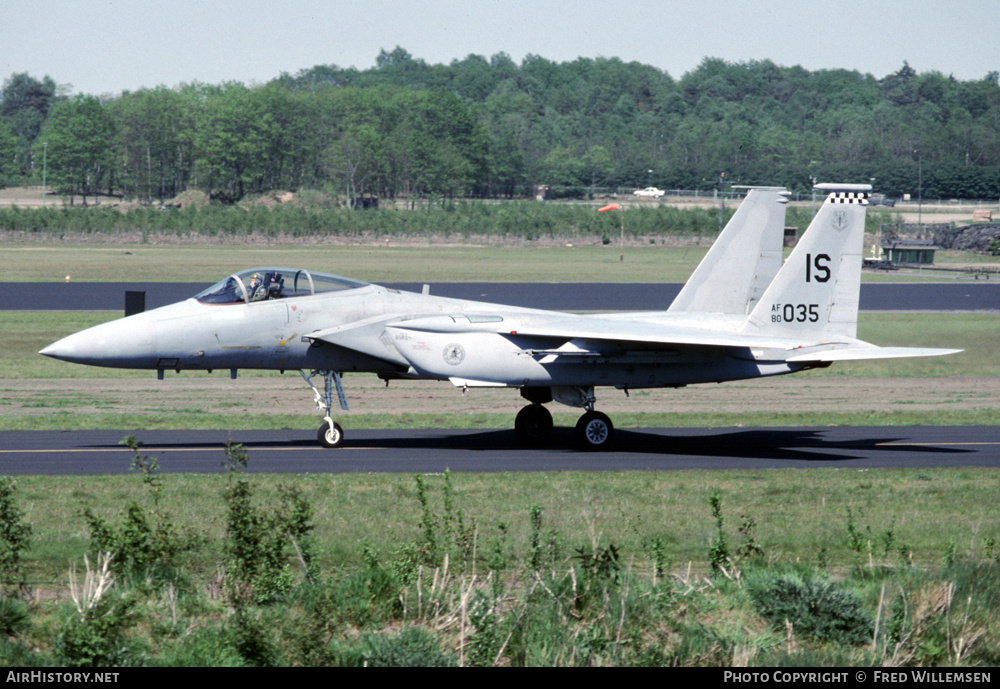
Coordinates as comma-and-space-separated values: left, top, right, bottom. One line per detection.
240, 191, 296, 209
163, 190, 211, 209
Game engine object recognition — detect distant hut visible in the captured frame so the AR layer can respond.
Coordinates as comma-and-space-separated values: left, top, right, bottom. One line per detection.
881, 240, 938, 266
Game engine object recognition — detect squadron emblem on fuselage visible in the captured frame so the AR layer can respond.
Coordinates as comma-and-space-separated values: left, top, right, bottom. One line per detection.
443, 343, 466, 366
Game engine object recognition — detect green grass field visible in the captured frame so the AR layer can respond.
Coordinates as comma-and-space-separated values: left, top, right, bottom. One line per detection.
14, 466, 1000, 587
3, 240, 998, 284
4, 242, 717, 283
2, 462, 997, 666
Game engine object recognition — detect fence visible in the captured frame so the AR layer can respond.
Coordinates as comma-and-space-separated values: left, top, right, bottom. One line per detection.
543, 185, 1000, 208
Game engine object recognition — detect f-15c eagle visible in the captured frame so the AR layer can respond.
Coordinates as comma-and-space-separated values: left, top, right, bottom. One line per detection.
41, 184, 960, 450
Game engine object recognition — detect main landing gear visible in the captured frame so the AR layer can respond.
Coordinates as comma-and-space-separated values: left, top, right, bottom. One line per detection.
514, 403, 554, 446
575, 410, 614, 450
300, 375, 617, 451
514, 387, 615, 450
301, 370, 347, 448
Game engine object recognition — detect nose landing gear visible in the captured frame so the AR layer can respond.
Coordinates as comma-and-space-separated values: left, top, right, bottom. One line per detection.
319, 419, 344, 448
301, 370, 347, 448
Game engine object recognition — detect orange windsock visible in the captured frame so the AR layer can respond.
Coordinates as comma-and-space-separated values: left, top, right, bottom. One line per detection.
597, 204, 619, 212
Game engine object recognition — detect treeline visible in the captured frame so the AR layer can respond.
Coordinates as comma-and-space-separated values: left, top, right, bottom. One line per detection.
0, 193, 882, 241
1, 51, 999, 203
0, 195, 734, 240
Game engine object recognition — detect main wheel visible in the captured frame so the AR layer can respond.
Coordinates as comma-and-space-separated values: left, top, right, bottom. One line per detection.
318, 420, 344, 448
575, 411, 614, 450
515, 404, 554, 446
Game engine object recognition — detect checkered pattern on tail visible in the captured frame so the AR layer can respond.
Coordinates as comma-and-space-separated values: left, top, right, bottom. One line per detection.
827, 191, 869, 205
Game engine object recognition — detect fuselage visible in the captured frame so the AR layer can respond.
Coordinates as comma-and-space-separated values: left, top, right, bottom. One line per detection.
40, 272, 804, 390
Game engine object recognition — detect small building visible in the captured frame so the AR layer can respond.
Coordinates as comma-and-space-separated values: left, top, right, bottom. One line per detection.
881, 240, 938, 266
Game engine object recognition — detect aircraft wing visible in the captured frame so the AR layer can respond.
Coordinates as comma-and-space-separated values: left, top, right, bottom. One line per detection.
503, 318, 963, 363
385, 313, 963, 364
388, 312, 813, 352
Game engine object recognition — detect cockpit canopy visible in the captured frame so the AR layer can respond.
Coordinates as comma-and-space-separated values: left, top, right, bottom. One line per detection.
194, 268, 368, 304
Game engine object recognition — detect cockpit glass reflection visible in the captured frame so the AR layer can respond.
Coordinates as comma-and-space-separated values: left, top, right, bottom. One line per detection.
194, 268, 367, 304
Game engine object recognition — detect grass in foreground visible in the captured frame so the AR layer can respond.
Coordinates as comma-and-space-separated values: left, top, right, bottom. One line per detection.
1, 460, 998, 666
16, 464, 1000, 583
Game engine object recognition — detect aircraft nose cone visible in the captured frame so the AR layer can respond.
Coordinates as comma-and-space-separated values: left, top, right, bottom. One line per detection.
40, 315, 156, 367
38, 341, 67, 359
39, 331, 89, 362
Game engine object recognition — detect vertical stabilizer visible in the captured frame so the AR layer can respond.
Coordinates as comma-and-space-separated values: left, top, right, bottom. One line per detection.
742, 183, 870, 341
669, 187, 788, 315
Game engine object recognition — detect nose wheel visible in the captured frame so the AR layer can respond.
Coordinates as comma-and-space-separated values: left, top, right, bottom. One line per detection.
301, 370, 348, 448
318, 419, 344, 448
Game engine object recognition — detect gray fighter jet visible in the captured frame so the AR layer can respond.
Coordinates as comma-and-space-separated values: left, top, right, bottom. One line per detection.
40, 184, 960, 449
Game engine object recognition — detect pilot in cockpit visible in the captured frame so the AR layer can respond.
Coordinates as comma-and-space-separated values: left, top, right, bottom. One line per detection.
248, 273, 269, 302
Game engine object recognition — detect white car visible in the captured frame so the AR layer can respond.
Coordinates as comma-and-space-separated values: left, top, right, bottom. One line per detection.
633, 187, 665, 198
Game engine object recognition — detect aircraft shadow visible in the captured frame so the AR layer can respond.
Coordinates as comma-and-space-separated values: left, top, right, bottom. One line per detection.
337, 427, 974, 463
81, 427, 975, 466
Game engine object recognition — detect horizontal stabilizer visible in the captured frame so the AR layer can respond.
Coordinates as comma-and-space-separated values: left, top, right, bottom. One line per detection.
785, 347, 963, 363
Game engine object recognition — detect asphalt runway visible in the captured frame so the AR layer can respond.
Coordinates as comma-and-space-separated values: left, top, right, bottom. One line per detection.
6, 281, 1000, 312
1, 426, 996, 475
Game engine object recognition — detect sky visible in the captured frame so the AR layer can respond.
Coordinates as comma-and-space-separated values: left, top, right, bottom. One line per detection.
3, 0, 998, 97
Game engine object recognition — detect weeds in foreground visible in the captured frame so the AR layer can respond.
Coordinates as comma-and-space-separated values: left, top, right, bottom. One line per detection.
0, 445, 997, 666
82, 437, 200, 582
0, 476, 32, 597
221, 442, 316, 605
